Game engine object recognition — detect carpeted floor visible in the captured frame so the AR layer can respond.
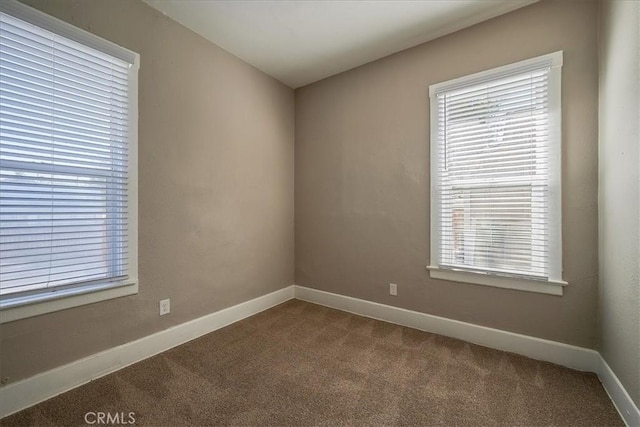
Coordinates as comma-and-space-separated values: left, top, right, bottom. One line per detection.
1, 299, 623, 426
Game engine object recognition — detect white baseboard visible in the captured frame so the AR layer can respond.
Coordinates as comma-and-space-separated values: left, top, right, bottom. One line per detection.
293, 285, 639, 427
0, 285, 294, 419
598, 357, 640, 427
293, 285, 599, 371
2, 283, 637, 427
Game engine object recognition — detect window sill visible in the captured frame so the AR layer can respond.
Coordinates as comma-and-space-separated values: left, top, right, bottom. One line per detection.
0, 281, 138, 324
426, 266, 567, 296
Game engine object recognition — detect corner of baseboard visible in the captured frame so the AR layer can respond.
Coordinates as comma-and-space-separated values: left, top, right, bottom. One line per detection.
293, 285, 638, 427
598, 357, 640, 427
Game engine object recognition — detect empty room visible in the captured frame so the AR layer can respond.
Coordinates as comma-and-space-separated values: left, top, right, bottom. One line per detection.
0, 0, 638, 425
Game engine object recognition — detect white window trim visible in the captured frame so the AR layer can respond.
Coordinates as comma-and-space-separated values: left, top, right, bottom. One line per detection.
0, 0, 139, 323
426, 266, 566, 296
428, 51, 567, 296
0, 282, 138, 323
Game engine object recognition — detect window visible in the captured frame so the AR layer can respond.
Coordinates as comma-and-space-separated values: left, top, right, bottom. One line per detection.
0, 0, 139, 322
428, 52, 566, 295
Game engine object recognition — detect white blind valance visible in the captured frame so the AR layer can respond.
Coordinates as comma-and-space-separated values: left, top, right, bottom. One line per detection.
0, 11, 133, 296
430, 52, 563, 282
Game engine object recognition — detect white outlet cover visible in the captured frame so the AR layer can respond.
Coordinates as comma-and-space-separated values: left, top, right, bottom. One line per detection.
389, 283, 398, 296
159, 299, 170, 315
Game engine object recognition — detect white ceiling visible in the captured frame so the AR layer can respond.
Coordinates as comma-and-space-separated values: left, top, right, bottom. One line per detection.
144, 0, 537, 88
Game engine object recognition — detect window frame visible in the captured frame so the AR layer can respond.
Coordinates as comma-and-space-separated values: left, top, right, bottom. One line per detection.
0, 0, 139, 322
427, 51, 567, 296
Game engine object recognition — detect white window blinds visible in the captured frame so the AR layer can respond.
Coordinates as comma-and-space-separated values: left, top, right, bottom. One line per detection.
429, 52, 563, 283
0, 9, 137, 298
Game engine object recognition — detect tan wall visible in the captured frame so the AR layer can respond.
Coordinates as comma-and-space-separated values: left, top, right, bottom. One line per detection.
0, 0, 295, 384
598, 0, 640, 406
295, 0, 599, 348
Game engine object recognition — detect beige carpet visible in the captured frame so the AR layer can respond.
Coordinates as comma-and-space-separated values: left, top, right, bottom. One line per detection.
1, 299, 623, 426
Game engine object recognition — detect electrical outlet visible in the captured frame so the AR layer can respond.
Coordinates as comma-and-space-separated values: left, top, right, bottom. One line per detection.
389, 283, 398, 296
159, 299, 170, 316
